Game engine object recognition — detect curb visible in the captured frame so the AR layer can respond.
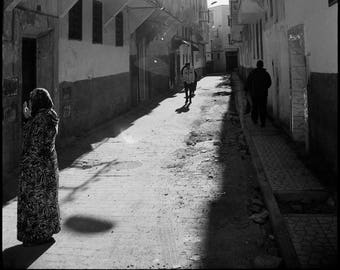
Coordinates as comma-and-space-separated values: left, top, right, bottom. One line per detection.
231, 73, 300, 268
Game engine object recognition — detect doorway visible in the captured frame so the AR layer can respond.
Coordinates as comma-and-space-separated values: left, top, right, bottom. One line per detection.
225, 51, 238, 72
22, 38, 37, 106
137, 38, 147, 103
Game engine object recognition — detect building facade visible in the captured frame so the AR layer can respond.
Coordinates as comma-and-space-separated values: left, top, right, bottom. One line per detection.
231, 0, 338, 175
207, 3, 238, 73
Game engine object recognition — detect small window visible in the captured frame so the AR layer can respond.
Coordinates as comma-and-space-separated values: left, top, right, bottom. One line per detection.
93, 0, 103, 44
256, 22, 259, 59
275, 0, 279, 22
329, 0, 337, 6
252, 25, 256, 59
69, 0, 82, 40
269, 0, 273, 17
115, 12, 124, 46
217, 53, 220, 60
259, 20, 263, 59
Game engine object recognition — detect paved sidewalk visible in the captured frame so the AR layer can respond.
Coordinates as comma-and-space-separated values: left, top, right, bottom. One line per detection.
231, 72, 338, 268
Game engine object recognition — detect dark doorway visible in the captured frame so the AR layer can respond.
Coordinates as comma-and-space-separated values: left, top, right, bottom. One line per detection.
22, 38, 37, 105
176, 53, 180, 82
169, 52, 175, 89
225, 51, 238, 72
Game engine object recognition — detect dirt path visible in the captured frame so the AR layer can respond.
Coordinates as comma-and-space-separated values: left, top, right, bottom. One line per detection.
3, 75, 279, 269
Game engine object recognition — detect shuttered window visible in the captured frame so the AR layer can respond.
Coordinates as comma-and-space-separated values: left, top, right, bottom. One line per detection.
116, 12, 124, 46
69, 0, 82, 40
93, 0, 103, 44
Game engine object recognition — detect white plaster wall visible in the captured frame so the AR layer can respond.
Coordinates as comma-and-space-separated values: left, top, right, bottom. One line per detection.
58, 0, 130, 83
263, 23, 291, 126
286, 0, 338, 73
59, 40, 130, 82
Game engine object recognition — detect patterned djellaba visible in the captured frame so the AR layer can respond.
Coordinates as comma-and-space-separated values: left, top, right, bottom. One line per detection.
17, 108, 61, 244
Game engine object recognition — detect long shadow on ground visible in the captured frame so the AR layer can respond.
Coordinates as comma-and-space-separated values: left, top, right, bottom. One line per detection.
202, 75, 271, 268
2, 240, 55, 269
2, 88, 181, 206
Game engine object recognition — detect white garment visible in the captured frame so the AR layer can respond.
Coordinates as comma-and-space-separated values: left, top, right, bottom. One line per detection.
182, 67, 195, 84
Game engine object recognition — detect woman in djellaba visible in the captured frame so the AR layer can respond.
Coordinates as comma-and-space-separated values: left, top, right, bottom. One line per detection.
18, 88, 61, 246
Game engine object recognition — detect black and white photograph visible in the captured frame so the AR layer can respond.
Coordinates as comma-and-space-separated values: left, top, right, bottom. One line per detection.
2, 0, 338, 268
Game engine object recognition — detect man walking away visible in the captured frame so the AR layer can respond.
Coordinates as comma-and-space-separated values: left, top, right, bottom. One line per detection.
245, 60, 272, 127
181, 62, 196, 103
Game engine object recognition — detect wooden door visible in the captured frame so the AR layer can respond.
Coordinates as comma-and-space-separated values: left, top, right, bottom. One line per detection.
288, 24, 308, 145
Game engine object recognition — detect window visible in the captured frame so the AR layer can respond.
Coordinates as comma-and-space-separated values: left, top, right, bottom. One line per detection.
92, 0, 102, 44
69, 0, 82, 40
259, 20, 263, 59
329, 0, 337, 6
275, 0, 279, 22
252, 25, 255, 59
269, 0, 273, 17
115, 12, 124, 46
228, 34, 231, 45
217, 53, 220, 60
256, 22, 259, 59
228, 16, 231, 26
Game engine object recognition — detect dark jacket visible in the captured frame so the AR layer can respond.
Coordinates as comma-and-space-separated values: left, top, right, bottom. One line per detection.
245, 68, 272, 98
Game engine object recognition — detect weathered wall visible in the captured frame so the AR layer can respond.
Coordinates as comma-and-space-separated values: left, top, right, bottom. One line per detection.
285, 0, 337, 74
309, 73, 338, 173
238, 0, 338, 174
58, 0, 131, 141
285, 0, 338, 173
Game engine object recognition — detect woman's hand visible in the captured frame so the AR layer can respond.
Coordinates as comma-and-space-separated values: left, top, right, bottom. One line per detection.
23, 101, 31, 119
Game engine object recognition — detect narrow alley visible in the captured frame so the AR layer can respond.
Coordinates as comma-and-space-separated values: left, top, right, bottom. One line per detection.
3, 76, 278, 268
2, 0, 337, 268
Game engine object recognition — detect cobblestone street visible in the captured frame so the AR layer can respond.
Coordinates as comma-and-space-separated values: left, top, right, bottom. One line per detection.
3, 76, 277, 269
